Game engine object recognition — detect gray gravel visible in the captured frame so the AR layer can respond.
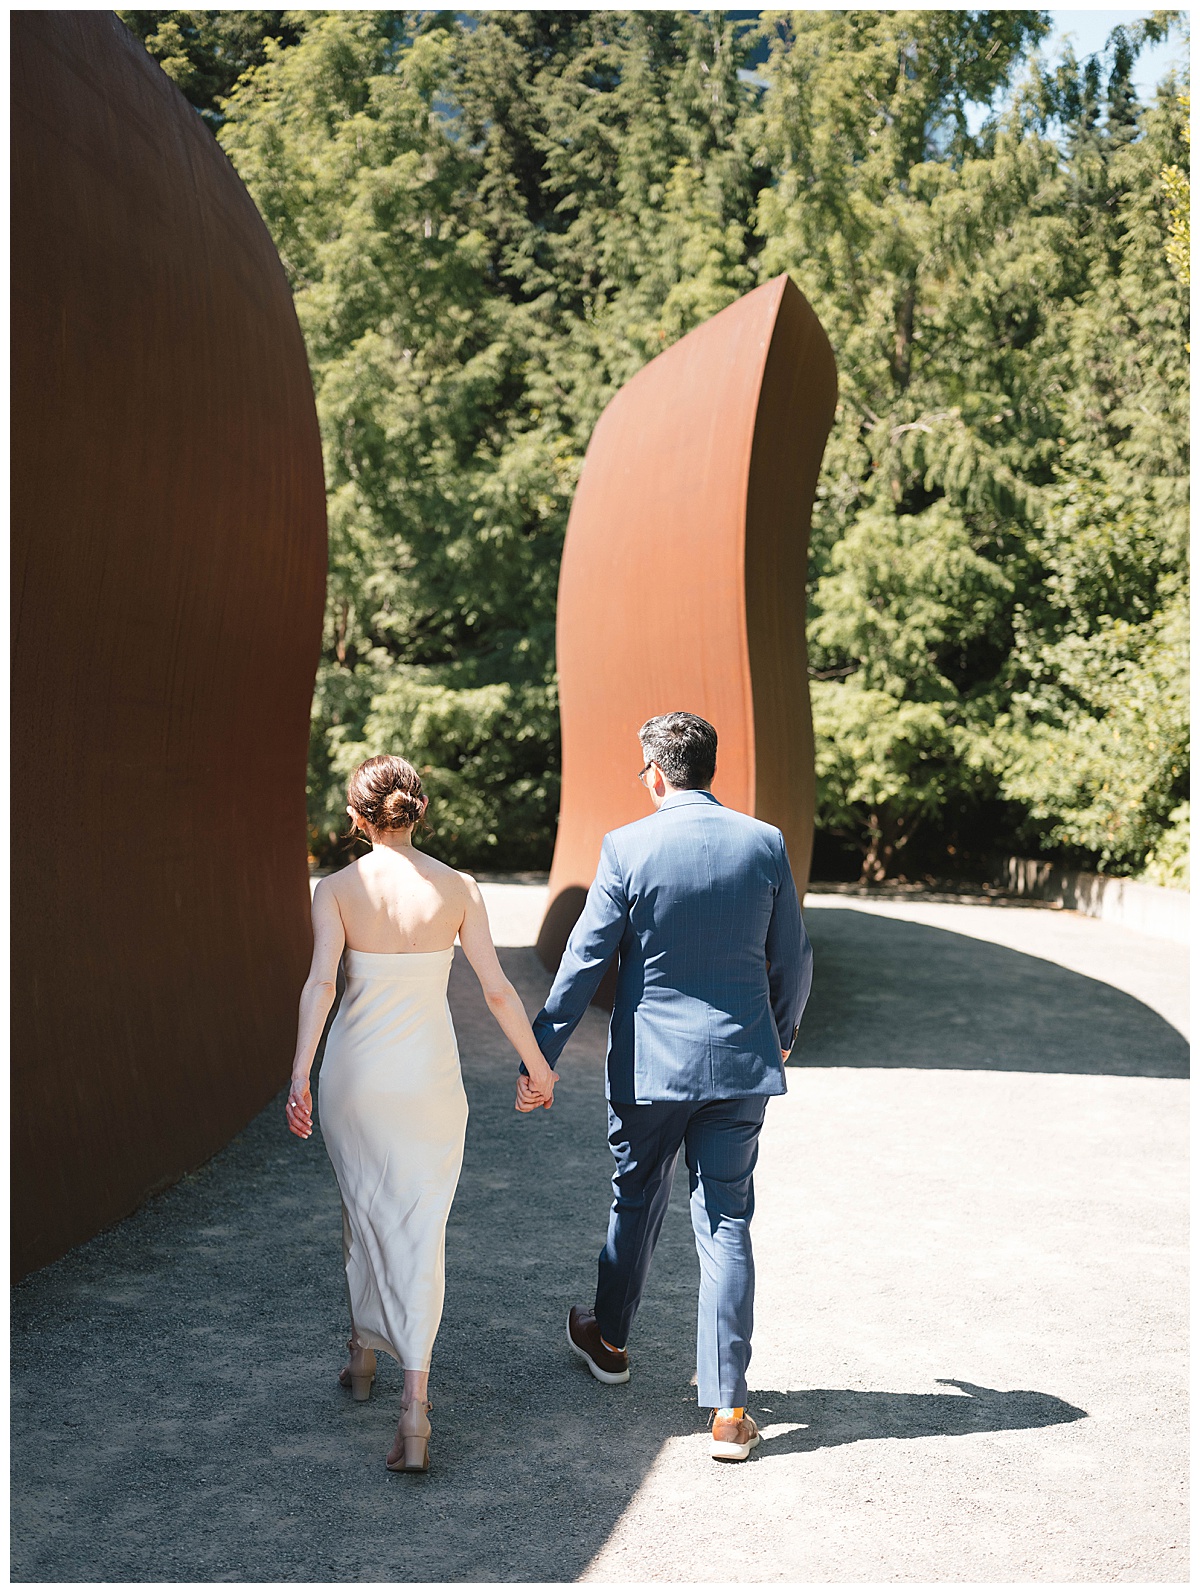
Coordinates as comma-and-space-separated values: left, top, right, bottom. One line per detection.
11, 894, 1188, 1582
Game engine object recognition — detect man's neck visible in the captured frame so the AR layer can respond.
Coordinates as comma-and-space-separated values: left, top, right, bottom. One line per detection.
653, 783, 711, 810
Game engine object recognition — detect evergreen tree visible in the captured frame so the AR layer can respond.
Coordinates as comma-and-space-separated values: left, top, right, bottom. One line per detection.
121, 9, 1189, 881
117, 9, 309, 125
755, 10, 1188, 878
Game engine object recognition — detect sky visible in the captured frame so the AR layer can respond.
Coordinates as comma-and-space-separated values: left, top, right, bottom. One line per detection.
949, 10, 1191, 134
732, 10, 1190, 111
1043, 9, 1190, 99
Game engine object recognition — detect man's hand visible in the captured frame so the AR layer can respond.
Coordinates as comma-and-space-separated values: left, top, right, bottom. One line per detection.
781, 1049, 791, 1062
515, 1069, 558, 1112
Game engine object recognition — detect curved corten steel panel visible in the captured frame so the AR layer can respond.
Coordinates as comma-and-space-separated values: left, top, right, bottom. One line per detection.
537, 275, 836, 988
11, 13, 327, 1278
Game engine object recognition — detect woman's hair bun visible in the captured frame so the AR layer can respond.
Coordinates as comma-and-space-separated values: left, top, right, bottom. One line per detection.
380, 786, 423, 826
346, 754, 426, 835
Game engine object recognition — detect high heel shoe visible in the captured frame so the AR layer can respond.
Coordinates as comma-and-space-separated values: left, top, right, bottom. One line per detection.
386, 1398, 432, 1472
337, 1337, 376, 1402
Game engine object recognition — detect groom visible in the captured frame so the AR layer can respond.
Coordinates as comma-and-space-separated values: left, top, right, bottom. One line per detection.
518, 711, 812, 1461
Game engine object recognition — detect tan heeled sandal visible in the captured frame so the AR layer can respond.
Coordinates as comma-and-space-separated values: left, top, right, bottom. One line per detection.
386, 1398, 432, 1472
337, 1337, 377, 1402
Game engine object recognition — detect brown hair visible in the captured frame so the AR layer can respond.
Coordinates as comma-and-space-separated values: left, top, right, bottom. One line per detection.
346, 754, 426, 837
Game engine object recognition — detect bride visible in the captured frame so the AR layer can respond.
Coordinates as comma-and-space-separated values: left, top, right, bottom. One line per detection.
285, 753, 558, 1472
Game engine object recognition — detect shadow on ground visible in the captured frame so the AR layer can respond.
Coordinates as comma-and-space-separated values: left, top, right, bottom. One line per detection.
748, 1379, 1085, 1456
799, 909, 1188, 1077
9, 922, 1162, 1580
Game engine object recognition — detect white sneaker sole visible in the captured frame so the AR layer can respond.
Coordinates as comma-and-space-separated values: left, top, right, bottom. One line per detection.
566, 1313, 631, 1384
711, 1432, 761, 1462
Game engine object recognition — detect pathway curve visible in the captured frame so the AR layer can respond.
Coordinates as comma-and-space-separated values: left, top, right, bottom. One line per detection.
11, 889, 1187, 1581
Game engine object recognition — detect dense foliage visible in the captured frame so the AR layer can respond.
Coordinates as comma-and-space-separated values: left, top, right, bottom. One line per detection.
118, 9, 308, 124
124, 10, 1189, 881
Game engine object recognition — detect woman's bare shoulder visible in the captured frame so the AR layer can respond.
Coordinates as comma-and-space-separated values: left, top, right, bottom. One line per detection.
309, 873, 349, 931
316, 860, 361, 896
422, 855, 475, 895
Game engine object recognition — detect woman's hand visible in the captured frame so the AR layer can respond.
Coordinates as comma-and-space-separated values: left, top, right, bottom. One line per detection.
286, 1076, 313, 1139
515, 1064, 559, 1112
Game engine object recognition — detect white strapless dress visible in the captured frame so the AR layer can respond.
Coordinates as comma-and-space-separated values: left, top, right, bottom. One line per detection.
318, 947, 468, 1371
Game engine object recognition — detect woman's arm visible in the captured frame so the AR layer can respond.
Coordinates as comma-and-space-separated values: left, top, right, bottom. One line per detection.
285, 879, 346, 1140
457, 876, 559, 1109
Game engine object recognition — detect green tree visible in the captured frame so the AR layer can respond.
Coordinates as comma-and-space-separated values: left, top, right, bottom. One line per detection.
117, 9, 309, 125
219, 11, 572, 867
992, 65, 1190, 871
755, 10, 1188, 878
124, 10, 1189, 882
809, 502, 1014, 877
1162, 90, 1190, 284
217, 10, 772, 867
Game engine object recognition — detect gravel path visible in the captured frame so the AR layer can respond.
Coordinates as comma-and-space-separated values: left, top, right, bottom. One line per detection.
11, 890, 1188, 1582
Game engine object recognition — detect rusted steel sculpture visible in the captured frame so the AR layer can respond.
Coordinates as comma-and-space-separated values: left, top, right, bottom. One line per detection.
537, 275, 837, 989
11, 13, 327, 1279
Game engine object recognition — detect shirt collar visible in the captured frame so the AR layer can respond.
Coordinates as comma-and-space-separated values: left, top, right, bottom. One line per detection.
657, 789, 721, 812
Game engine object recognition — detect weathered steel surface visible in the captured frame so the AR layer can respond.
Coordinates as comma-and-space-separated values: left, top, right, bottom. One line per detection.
11, 13, 327, 1278
537, 275, 836, 986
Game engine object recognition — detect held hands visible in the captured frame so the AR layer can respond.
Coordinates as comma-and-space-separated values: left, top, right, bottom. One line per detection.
515, 1063, 559, 1114
286, 1075, 313, 1139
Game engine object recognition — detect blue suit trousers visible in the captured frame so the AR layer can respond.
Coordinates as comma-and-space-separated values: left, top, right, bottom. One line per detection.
594, 1094, 768, 1408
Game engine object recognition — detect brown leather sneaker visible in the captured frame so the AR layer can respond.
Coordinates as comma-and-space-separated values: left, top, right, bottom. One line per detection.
710, 1409, 760, 1461
566, 1306, 630, 1384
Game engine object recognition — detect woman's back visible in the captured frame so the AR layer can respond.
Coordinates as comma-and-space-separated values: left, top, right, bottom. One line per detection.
286, 749, 557, 1472
318, 848, 470, 1391
326, 848, 471, 954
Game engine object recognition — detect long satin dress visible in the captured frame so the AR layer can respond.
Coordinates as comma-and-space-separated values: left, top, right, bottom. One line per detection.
318, 947, 468, 1371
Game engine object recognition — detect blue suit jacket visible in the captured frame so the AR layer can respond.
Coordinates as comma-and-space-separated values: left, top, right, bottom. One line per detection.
532, 790, 813, 1103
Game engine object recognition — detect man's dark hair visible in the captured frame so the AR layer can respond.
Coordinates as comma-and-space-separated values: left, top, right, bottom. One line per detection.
638, 711, 717, 790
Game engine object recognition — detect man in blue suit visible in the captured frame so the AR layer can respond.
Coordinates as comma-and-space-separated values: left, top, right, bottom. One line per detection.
519, 711, 813, 1461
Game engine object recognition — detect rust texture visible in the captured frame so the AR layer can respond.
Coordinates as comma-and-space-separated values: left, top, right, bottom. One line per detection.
11, 13, 327, 1279
537, 275, 836, 986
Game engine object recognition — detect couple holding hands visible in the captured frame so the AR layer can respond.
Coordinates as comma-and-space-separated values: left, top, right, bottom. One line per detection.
286, 711, 812, 1472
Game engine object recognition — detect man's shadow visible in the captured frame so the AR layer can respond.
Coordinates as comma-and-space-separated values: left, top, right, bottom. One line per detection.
743, 1378, 1087, 1457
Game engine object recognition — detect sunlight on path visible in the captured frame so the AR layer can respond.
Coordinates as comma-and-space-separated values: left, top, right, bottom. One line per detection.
468, 880, 1187, 1582
581, 1066, 1186, 1582
13, 882, 1186, 1580
475, 878, 550, 945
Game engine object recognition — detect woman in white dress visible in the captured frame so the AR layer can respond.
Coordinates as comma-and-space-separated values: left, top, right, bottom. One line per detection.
285, 754, 558, 1472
